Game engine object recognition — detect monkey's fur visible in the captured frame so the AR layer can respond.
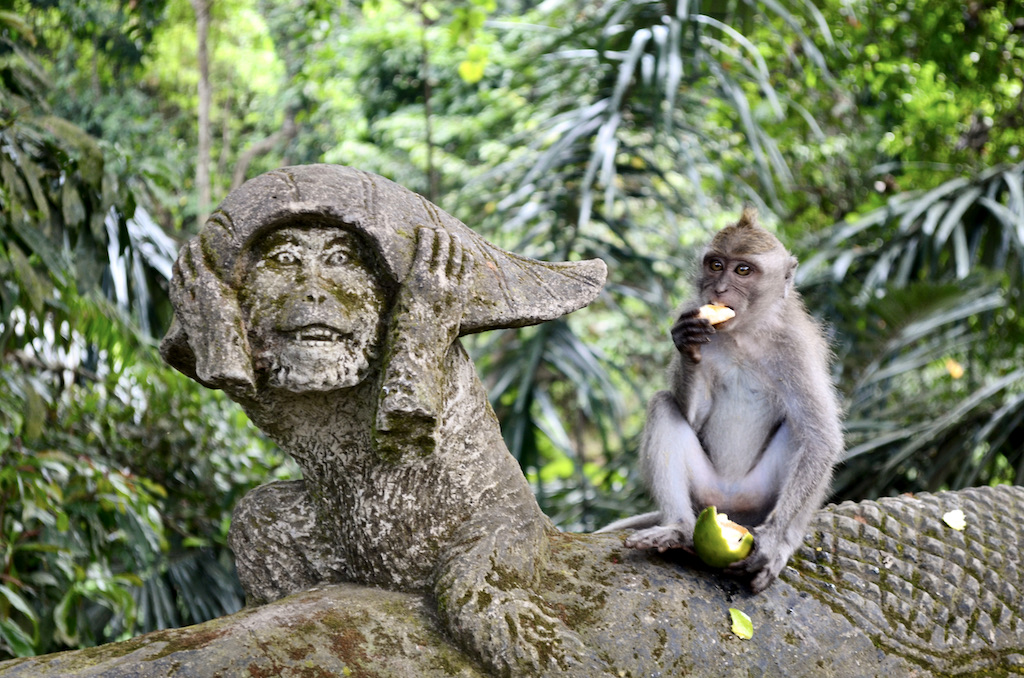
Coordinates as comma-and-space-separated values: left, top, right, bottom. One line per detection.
602, 210, 843, 593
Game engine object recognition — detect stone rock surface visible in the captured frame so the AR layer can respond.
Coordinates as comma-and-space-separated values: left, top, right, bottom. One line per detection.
3, 485, 1022, 677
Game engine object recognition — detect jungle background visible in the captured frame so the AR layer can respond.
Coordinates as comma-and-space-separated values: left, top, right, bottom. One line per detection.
1, 0, 1022, 658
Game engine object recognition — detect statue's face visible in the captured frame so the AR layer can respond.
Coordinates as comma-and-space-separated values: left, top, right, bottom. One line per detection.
238, 224, 389, 392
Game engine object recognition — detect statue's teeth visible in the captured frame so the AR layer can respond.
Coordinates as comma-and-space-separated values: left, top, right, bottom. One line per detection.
297, 327, 338, 342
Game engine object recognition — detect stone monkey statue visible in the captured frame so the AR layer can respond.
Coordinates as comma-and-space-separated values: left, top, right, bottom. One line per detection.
160, 164, 612, 676
601, 210, 844, 592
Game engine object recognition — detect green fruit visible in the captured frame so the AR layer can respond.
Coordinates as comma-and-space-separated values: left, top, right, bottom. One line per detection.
693, 506, 754, 568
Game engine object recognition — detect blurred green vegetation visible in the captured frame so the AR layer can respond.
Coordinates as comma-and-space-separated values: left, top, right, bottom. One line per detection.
1, 0, 1022, 658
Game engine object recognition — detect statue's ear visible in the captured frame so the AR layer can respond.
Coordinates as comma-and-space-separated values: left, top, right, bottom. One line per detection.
160, 241, 256, 394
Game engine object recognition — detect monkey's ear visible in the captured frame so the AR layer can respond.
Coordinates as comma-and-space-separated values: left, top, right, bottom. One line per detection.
784, 255, 798, 297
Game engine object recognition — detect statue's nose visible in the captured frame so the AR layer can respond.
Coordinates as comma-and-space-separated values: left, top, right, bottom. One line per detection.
304, 289, 329, 305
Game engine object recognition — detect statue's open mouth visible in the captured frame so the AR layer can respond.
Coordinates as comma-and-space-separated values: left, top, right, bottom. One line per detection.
288, 324, 349, 344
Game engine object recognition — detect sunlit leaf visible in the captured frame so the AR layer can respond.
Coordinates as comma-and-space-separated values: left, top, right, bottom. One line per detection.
457, 59, 485, 84
942, 509, 966, 531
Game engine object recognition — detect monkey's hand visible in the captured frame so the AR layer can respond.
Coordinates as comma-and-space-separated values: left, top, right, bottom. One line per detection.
376, 226, 475, 460
725, 528, 795, 593
399, 225, 474, 344
670, 308, 715, 364
624, 523, 695, 552
168, 238, 255, 396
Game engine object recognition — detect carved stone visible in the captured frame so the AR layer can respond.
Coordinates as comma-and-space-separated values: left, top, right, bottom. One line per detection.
157, 164, 611, 675
3, 486, 1023, 677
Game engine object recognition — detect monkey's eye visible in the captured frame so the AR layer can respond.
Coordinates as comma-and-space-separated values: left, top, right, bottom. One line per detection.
708, 259, 724, 272
735, 264, 752, 276
323, 247, 349, 267
267, 244, 301, 266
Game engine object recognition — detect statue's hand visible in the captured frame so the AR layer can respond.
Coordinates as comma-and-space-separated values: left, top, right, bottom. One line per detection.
375, 227, 475, 460
169, 238, 255, 395
400, 226, 474, 345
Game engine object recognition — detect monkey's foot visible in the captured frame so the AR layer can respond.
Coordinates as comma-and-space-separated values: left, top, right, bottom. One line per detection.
726, 535, 791, 593
624, 524, 692, 552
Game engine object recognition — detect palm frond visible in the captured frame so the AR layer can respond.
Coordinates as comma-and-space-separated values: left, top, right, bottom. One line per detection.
803, 163, 1024, 500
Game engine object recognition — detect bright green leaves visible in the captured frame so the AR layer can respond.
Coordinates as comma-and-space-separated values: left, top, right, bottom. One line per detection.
451, 0, 495, 84
458, 43, 490, 85
0, 442, 166, 655
0, 584, 38, 657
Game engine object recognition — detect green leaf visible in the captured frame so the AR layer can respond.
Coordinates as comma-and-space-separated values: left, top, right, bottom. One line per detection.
9, 218, 70, 283
61, 178, 86, 228
729, 607, 753, 640
0, 584, 39, 627
35, 116, 103, 188
7, 241, 45, 314
22, 384, 47, 441
0, 11, 36, 44
421, 2, 440, 22
0, 618, 36, 657
12, 148, 50, 222
458, 60, 485, 84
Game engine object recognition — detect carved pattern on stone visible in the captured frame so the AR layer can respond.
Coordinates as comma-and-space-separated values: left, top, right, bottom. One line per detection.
788, 485, 1024, 672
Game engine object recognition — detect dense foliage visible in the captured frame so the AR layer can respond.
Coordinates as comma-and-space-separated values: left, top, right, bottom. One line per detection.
1, 0, 1022, 657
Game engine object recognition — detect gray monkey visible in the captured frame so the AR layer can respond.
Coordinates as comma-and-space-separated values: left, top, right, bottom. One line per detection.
601, 210, 843, 592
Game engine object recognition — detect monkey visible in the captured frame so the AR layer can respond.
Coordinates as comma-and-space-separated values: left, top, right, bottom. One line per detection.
601, 209, 843, 593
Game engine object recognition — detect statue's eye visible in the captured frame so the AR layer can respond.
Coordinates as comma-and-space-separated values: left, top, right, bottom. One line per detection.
266, 244, 301, 266
709, 259, 724, 272
736, 264, 752, 276
324, 248, 349, 267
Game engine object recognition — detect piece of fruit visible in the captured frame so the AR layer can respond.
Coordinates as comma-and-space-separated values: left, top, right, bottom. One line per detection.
697, 304, 736, 325
693, 506, 754, 568
729, 608, 754, 640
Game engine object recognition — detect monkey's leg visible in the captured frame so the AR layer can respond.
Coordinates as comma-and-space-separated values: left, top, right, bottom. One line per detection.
228, 479, 347, 605
435, 511, 614, 677
626, 391, 718, 552
726, 422, 819, 592
725, 421, 791, 515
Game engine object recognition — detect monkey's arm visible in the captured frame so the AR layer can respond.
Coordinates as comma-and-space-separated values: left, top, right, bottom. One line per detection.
165, 238, 256, 395
727, 358, 843, 592
374, 227, 473, 461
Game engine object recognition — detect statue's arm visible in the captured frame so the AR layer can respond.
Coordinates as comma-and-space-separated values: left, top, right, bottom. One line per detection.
164, 238, 255, 395
374, 226, 473, 461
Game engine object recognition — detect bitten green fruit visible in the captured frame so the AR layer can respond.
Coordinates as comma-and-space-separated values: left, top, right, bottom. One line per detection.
693, 506, 754, 568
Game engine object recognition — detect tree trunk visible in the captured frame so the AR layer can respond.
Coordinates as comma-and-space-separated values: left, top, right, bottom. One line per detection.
230, 111, 297, 190
191, 0, 213, 229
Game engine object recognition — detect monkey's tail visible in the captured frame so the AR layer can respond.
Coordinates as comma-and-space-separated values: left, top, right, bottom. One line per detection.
593, 511, 661, 534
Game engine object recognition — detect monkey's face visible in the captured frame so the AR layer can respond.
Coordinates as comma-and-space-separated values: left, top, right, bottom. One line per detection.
699, 248, 794, 330
238, 224, 390, 392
